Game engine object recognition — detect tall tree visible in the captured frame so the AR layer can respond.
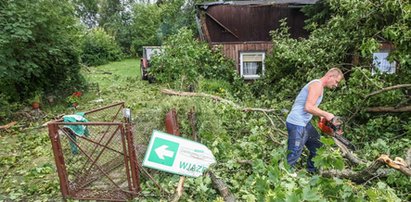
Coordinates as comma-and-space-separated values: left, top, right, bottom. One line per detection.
73, 0, 99, 28
99, 0, 136, 54
130, 3, 162, 54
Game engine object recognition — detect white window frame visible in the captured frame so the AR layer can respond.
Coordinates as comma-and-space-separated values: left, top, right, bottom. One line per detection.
240, 52, 265, 80
371, 51, 396, 75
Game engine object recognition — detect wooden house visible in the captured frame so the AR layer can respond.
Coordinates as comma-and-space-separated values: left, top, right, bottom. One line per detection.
195, 0, 318, 79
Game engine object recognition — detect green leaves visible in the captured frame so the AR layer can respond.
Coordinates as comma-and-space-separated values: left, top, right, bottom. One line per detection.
149, 28, 236, 90
313, 137, 345, 170
360, 38, 379, 57
81, 28, 123, 66
0, 0, 84, 114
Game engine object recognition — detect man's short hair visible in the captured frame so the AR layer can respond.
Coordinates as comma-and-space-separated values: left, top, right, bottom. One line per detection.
326, 67, 344, 79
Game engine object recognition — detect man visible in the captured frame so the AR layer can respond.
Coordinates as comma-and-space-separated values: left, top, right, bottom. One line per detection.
286, 68, 344, 172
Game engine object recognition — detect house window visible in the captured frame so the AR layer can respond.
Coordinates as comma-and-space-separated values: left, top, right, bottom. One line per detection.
372, 52, 396, 75
240, 52, 265, 79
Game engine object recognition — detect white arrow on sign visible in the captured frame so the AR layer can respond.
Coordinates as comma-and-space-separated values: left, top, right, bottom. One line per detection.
155, 145, 174, 160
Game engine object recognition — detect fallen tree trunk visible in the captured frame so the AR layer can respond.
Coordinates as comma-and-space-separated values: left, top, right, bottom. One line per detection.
321, 154, 411, 183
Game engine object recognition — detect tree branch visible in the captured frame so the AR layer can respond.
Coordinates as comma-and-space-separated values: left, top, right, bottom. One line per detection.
406, 148, 411, 167
161, 89, 277, 113
333, 137, 365, 165
321, 154, 411, 183
347, 84, 411, 122
0, 121, 17, 130
365, 84, 411, 99
262, 111, 287, 138
208, 171, 236, 202
170, 176, 185, 202
366, 105, 411, 112
161, 89, 240, 108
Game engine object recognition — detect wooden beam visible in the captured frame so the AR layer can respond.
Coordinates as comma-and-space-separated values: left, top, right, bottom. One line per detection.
205, 12, 240, 39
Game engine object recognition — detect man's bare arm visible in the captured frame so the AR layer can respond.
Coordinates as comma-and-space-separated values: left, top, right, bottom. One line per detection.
305, 81, 334, 121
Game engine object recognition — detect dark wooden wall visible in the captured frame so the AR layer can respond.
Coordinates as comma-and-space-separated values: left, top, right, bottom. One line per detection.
200, 4, 309, 43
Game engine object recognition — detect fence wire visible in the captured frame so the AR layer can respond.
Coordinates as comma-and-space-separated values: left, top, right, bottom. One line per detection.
49, 102, 140, 201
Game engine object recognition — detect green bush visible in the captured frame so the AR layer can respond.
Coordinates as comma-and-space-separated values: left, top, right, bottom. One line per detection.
0, 0, 85, 115
149, 28, 237, 90
80, 28, 123, 66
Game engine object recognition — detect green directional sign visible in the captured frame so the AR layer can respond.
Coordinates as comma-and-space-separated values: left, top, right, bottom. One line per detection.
147, 137, 179, 166
143, 130, 216, 177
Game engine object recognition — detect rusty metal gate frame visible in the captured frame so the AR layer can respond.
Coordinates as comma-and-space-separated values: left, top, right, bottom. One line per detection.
48, 102, 140, 201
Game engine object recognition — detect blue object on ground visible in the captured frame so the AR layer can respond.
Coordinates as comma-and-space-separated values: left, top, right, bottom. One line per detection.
63, 112, 89, 154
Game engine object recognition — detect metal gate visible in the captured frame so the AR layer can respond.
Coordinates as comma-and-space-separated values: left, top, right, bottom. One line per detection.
48, 102, 140, 201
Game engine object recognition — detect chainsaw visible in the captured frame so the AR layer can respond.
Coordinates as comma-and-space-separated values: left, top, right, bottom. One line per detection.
318, 116, 356, 151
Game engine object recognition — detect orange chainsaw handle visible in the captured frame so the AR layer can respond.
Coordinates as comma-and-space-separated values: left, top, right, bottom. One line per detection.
318, 117, 333, 135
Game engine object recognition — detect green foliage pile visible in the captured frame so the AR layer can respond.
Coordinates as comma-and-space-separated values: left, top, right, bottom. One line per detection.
249, 0, 411, 198
145, 0, 411, 199
81, 28, 123, 66
1, 56, 408, 201
149, 28, 238, 90
0, 0, 85, 121
0, 130, 59, 200
133, 97, 401, 201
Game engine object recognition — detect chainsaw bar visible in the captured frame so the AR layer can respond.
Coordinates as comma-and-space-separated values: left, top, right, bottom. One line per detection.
334, 134, 356, 151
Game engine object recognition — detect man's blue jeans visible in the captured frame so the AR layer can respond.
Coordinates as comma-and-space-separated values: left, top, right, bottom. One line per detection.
286, 122, 322, 172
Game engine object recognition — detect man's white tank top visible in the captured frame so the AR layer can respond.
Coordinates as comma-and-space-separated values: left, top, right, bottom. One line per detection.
286, 79, 323, 126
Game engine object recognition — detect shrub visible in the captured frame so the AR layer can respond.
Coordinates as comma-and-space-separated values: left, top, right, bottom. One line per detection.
149, 28, 236, 90
0, 0, 85, 113
80, 28, 123, 66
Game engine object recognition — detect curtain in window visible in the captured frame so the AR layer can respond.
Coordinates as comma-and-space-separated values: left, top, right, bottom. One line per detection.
243, 62, 258, 75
